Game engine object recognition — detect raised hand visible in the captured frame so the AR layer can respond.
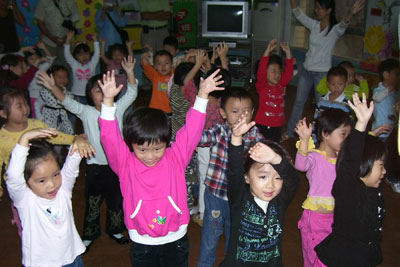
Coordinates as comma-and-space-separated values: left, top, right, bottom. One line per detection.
232, 112, 256, 138
19, 128, 58, 147
217, 42, 229, 57
98, 70, 123, 106
264, 39, 277, 56
71, 135, 96, 158
372, 124, 392, 137
66, 30, 75, 44
348, 92, 374, 132
295, 118, 312, 141
36, 40, 46, 50
37, 71, 56, 90
350, 0, 365, 16
121, 55, 136, 74
211, 45, 218, 64
249, 142, 282, 165
198, 69, 224, 99
280, 42, 292, 59
355, 73, 365, 82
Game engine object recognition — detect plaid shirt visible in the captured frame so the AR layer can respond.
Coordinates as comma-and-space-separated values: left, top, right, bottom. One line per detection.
199, 122, 264, 200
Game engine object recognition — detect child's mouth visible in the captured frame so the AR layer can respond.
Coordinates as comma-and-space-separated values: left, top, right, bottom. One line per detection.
48, 189, 58, 197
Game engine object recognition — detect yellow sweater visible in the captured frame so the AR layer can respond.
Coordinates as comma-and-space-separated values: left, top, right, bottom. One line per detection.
0, 119, 74, 190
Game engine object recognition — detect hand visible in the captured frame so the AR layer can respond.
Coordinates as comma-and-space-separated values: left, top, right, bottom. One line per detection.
66, 30, 75, 44
348, 93, 374, 132
143, 44, 153, 52
217, 42, 229, 57
195, 49, 207, 66
37, 71, 56, 90
350, 0, 365, 16
71, 136, 96, 158
280, 42, 292, 59
36, 40, 46, 50
98, 70, 123, 103
355, 73, 365, 82
232, 112, 256, 137
249, 142, 282, 165
264, 39, 277, 56
121, 56, 136, 74
20, 46, 36, 54
198, 69, 224, 99
211, 45, 218, 64
126, 40, 135, 48
19, 128, 58, 147
295, 118, 312, 141
372, 124, 392, 137
91, 33, 98, 42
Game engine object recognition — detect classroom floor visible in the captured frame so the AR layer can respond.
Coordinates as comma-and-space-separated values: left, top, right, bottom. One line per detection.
1, 84, 399, 266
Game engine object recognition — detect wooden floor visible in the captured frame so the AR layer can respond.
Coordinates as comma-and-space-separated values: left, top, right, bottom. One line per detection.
1, 84, 399, 266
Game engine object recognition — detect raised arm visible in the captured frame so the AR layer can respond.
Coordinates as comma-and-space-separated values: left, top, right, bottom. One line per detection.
100, 39, 111, 65
279, 42, 294, 86
37, 71, 67, 102
294, 118, 314, 171
290, 0, 299, 9
217, 42, 229, 70
126, 40, 134, 58
64, 31, 77, 65
183, 50, 206, 86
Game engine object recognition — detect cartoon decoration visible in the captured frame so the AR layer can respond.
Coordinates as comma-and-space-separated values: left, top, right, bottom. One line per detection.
363, 25, 386, 55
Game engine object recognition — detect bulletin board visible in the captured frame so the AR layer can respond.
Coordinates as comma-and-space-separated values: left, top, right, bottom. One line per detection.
173, 0, 197, 49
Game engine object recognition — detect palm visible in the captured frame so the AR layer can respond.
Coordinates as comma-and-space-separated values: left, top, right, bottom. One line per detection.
199, 69, 224, 95
249, 143, 276, 164
98, 71, 122, 98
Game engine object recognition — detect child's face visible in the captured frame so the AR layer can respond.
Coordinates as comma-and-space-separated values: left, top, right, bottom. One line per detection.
323, 123, 351, 155
1, 96, 30, 125
10, 61, 24, 77
163, 44, 178, 58
27, 54, 40, 67
246, 162, 283, 202
76, 51, 91, 65
53, 70, 69, 88
327, 75, 346, 97
132, 141, 167, 167
220, 97, 253, 128
90, 85, 103, 110
267, 63, 282, 86
155, 55, 172, 76
27, 156, 61, 199
384, 68, 400, 88
112, 50, 125, 65
343, 66, 355, 84
361, 158, 386, 188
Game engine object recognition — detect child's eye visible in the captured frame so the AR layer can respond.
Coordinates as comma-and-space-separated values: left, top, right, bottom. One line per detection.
259, 175, 266, 179
275, 177, 282, 180
54, 172, 61, 177
39, 179, 45, 183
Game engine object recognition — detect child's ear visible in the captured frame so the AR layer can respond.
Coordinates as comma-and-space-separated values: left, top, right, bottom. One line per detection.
0, 110, 7, 120
219, 108, 227, 119
322, 131, 329, 140
244, 174, 250, 184
382, 71, 390, 81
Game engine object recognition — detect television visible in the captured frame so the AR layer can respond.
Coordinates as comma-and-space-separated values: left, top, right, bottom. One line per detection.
202, 1, 249, 39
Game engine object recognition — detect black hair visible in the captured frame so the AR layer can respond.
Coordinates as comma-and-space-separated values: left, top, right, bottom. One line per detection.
0, 54, 21, 85
268, 54, 283, 69
206, 67, 231, 99
85, 74, 103, 106
220, 87, 253, 110
316, 0, 338, 35
0, 87, 27, 128
338, 61, 354, 70
337, 134, 386, 179
24, 140, 59, 182
378, 58, 399, 81
327, 66, 348, 82
72, 43, 91, 59
47, 65, 69, 76
108, 43, 128, 58
173, 62, 196, 86
153, 50, 173, 64
163, 36, 179, 50
23, 48, 42, 64
123, 106, 171, 150
315, 108, 352, 145
244, 140, 293, 176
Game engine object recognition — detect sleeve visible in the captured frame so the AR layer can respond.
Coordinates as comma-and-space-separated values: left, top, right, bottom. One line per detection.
227, 143, 246, 204
316, 76, 329, 95
336, 20, 349, 35
61, 95, 87, 119
141, 60, 157, 81
279, 58, 294, 87
11, 66, 38, 90
60, 147, 82, 197
64, 44, 76, 66
6, 144, 29, 206
40, 88, 59, 107
38, 57, 55, 71
36, 119, 74, 144
292, 7, 317, 30
34, 0, 46, 20
359, 80, 369, 98
115, 79, 138, 112
183, 79, 197, 106
295, 151, 314, 172
115, 11, 128, 28
273, 157, 300, 207
89, 42, 100, 69
99, 104, 132, 179
69, 1, 80, 23
256, 56, 269, 93
198, 125, 220, 147
372, 87, 389, 103
95, 10, 105, 28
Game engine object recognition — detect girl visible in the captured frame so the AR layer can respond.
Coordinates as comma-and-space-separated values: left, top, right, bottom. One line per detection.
101, 39, 134, 93
315, 93, 386, 266
295, 108, 352, 266
40, 65, 74, 135
283, 0, 364, 140
6, 128, 95, 267
37, 56, 137, 250
98, 69, 223, 265
221, 112, 299, 266
64, 30, 100, 104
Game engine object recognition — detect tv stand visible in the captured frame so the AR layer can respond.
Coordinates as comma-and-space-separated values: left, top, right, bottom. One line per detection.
208, 41, 237, 48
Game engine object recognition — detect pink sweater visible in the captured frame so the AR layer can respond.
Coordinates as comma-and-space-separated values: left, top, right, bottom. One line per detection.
99, 100, 206, 244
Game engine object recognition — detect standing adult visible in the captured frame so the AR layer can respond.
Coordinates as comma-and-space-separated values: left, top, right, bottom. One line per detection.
34, 0, 79, 66
95, 0, 128, 52
139, 0, 171, 52
0, 0, 26, 54
283, 0, 364, 140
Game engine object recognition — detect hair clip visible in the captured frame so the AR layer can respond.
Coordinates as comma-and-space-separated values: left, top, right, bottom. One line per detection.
1, 64, 9, 70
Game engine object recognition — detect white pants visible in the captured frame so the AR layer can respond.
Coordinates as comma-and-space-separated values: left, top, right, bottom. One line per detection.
197, 147, 210, 219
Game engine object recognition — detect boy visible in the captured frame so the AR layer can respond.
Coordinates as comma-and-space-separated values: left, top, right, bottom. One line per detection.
147, 36, 185, 68
255, 39, 294, 142
317, 61, 369, 99
197, 88, 264, 266
141, 50, 174, 113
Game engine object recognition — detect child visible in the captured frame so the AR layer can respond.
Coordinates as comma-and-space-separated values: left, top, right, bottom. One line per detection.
372, 58, 399, 140
210, 42, 229, 70
6, 128, 95, 267
315, 93, 386, 266
317, 61, 369, 99
255, 39, 294, 142
146, 36, 185, 69
101, 39, 134, 92
221, 113, 299, 266
295, 108, 352, 266
40, 65, 74, 135
38, 56, 138, 249
0, 52, 38, 90
141, 50, 174, 114
64, 30, 100, 104
198, 87, 264, 266
98, 69, 224, 265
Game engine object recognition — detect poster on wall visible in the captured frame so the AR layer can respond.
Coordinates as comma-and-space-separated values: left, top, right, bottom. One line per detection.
15, 0, 40, 47
173, 0, 197, 49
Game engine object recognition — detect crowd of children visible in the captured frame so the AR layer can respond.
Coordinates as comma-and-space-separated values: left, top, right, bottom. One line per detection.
0, 0, 399, 266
